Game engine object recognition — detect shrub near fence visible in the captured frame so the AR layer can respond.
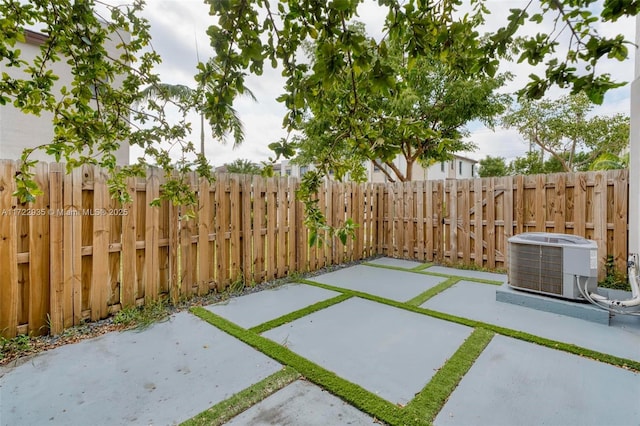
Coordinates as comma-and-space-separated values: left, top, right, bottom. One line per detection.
0, 159, 628, 338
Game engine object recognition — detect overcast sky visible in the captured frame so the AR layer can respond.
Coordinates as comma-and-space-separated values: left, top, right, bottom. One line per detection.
132, 0, 636, 166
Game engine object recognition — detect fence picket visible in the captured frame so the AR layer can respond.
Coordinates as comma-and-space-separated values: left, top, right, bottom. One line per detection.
460, 179, 470, 264
121, 177, 137, 307
198, 177, 213, 294
144, 168, 160, 303
473, 178, 483, 267
48, 163, 64, 334
265, 177, 277, 278
253, 176, 265, 282
240, 175, 253, 285
28, 162, 50, 333
0, 160, 631, 337
613, 170, 628, 272
229, 175, 241, 282
63, 167, 82, 327
486, 178, 496, 269
554, 174, 566, 234
0, 160, 19, 337
449, 180, 458, 264
90, 168, 110, 320
593, 172, 607, 280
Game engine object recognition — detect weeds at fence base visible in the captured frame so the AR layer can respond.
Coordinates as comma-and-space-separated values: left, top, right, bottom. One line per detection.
599, 255, 631, 291
113, 300, 170, 330
0, 334, 32, 361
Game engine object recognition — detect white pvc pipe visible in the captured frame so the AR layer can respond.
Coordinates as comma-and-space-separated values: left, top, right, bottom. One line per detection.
628, 15, 640, 255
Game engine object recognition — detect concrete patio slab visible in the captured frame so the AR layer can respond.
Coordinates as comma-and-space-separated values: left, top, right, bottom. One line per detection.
226, 380, 376, 425
0, 312, 281, 426
366, 257, 426, 269
424, 266, 507, 282
434, 335, 640, 426
422, 281, 640, 361
309, 264, 446, 302
205, 283, 340, 329
262, 297, 472, 404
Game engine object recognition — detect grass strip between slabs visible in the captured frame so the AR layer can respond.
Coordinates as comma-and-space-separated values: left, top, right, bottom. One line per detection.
405, 328, 495, 423
249, 294, 352, 334
411, 262, 434, 271
191, 307, 413, 425
406, 277, 461, 306
361, 262, 504, 285
181, 366, 301, 426
300, 279, 640, 373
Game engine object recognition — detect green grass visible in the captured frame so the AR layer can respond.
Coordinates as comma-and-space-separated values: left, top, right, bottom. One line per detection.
299, 279, 640, 372
181, 366, 301, 426
112, 299, 170, 330
406, 277, 461, 306
405, 328, 495, 423
188, 267, 639, 426
411, 262, 434, 271
191, 307, 410, 425
0, 334, 32, 361
190, 303, 495, 425
249, 294, 352, 334
361, 261, 504, 285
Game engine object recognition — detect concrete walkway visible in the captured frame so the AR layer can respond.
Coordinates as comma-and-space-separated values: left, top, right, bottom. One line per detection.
1, 258, 638, 425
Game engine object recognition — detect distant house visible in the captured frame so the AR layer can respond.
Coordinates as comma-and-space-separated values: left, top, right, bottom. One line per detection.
279, 160, 315, 178
0, 29, 130, 164
279, 155, 478, 182
368, 155, 478, 182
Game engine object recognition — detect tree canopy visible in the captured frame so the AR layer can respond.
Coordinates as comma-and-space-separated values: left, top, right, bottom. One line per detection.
1, 0, 637, 235
223, 158, 262, 175
0, 0, 213, 205
293, 24, 511, 183
478, 156, 509, 177
201, 0, 637, 236
502, 93, 630, 172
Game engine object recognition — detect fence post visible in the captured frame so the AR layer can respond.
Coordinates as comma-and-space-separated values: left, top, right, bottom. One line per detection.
593, 172, 607, 281
613, 169, 628, 273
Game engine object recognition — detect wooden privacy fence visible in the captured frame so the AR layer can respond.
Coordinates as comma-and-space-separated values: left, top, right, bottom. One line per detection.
0, 161, 378, 338
377, 169, 628, 276
0, 160, 628, 338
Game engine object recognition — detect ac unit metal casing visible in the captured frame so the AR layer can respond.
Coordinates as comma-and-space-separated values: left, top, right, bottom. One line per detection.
508, 232, 598, 300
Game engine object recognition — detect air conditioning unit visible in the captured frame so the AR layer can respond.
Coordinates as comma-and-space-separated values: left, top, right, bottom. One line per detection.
508, 232, 598, 300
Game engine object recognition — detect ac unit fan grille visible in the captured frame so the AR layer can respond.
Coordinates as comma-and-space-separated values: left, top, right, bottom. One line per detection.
510, 243, 563, 295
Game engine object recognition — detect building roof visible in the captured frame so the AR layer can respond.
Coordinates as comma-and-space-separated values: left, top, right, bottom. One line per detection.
452, 154, 478, 164
24, 29, 48, 45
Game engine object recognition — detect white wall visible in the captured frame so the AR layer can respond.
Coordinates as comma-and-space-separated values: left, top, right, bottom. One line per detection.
629, 15, 640, 254
0, 30, 129, 165
369, 157, 476, 182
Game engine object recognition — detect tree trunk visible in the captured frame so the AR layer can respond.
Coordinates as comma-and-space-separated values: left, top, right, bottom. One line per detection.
405, 158, 413, 181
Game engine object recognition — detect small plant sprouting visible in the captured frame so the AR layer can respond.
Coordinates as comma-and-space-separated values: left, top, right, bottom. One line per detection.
229, 277, 246, 294
113, 300, 170, 330
0, 334, 33, 360
599, 255, 631, 291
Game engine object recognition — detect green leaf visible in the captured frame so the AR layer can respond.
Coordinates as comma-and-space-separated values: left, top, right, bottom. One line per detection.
330, 0, 351, 11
